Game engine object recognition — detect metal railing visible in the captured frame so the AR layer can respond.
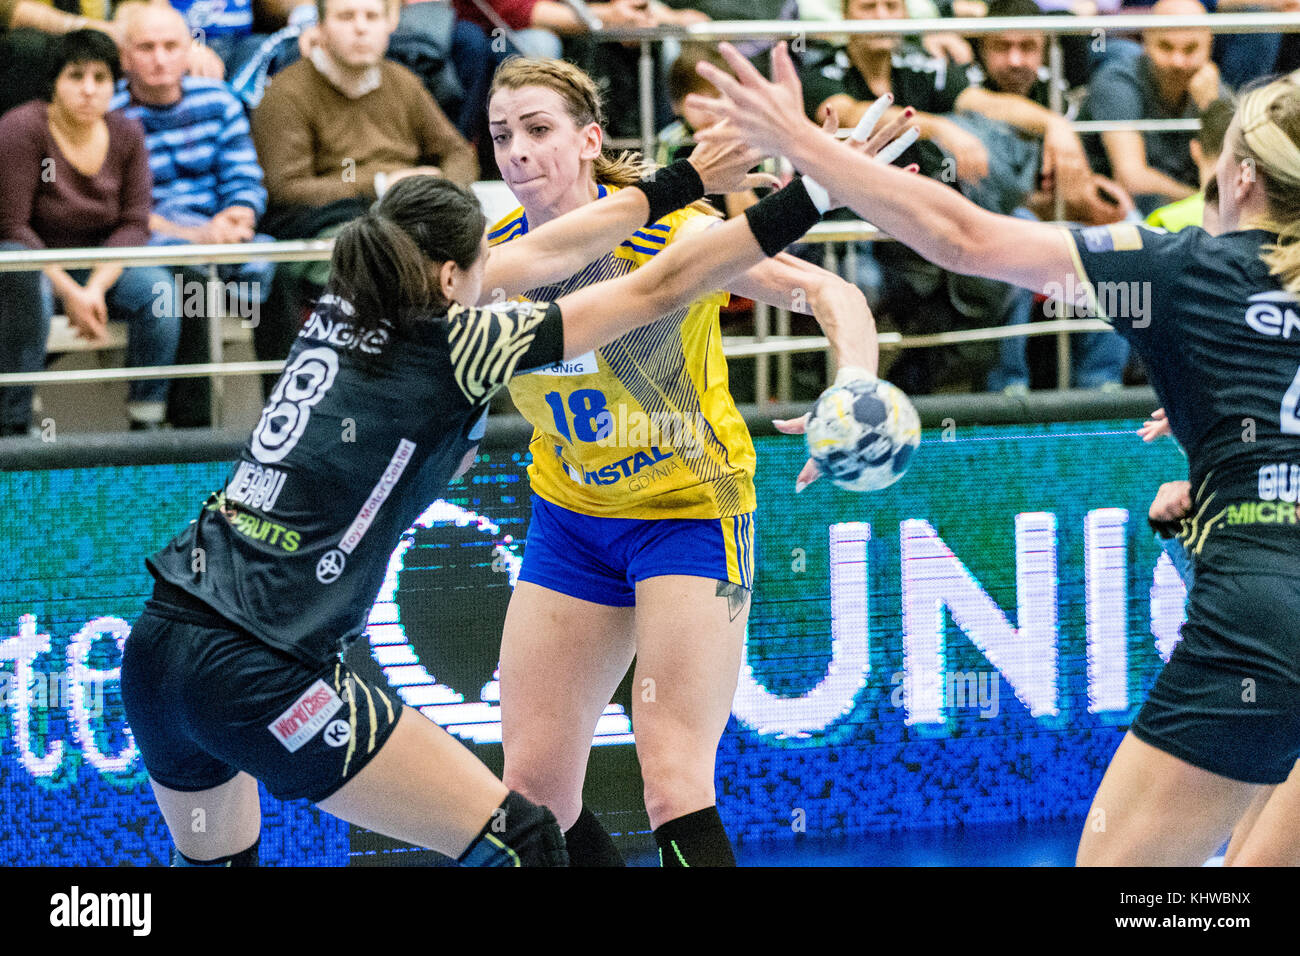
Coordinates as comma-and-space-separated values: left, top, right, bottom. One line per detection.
5, 12, 1294, 420
0, 228, 1109, 421
589, 12, 1300, 158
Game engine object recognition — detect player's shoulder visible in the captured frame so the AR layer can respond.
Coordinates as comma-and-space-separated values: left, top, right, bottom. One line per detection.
1071, 220, 1188, 255
488, 206, 527, 245
616, 201, 719, 263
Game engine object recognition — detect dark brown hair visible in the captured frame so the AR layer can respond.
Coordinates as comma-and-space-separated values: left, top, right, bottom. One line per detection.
327, 175, 486, 335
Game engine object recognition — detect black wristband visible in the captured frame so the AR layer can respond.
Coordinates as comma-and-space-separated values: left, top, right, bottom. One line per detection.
742, 177, 822, 258
635, 159, 705, 225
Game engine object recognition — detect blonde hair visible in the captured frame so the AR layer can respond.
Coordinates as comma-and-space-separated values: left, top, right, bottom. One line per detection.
489, 57, 719, 216
1233, 73, 1300, 294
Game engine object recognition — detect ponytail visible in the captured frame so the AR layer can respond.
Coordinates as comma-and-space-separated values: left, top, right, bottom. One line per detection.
322, 175, 487, 340
1261, 227, 1300, 297
328, 212, 433, 333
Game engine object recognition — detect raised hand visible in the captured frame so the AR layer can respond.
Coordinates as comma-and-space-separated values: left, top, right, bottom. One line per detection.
685, 120, 780, 194
687, 41, 821, 158
824, 95, 920, 166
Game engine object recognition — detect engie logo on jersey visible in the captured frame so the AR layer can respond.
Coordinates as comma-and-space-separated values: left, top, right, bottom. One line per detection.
526, 350, 598, 376
267, 679, 344, 752
1244, 291, 1300, 338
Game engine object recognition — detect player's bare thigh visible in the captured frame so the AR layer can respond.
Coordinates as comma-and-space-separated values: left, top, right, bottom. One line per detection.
498, 581, 636, 829
631, 574, 748, 829
1076, 732, 1264, 866
1225, 759, 1300, 866
316, 707, 507, 857
150, 772, 260, 862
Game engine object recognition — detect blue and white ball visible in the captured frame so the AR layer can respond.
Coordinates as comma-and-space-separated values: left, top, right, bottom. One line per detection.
805, 371, 920, 492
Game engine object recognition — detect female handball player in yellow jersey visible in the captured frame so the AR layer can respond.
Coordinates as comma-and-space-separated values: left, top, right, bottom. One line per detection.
484, 56, 910, 866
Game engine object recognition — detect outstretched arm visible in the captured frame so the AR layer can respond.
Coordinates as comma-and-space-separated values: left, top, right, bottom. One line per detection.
720, 250, 878, 374
689, 43, 1082, 298
554, 184, 822, 359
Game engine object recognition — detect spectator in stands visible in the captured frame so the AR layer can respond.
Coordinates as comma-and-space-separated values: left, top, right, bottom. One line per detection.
977, 0, 1138, 392
657, 44, 766, 218
292, 1, 473, 132
117, 0, 229, 77
251, 0, 476, 367
255, 0, 476, 232
1, 0, 122, 114
1146, 96, 1233, 231
1080, 0, 1226, 215
799, 0, 1094, 391
0, 30, 181, 434
801, 0, 1088, 184
1208, 0, 1300, 90
972, 0, 1134, 222
112, 2, 275, 425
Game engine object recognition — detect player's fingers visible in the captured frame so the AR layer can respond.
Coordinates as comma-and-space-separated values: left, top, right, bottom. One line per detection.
859, 106, 909, 153
742, 172, 782, 190
822, 106, 840, 136
850, 93, 893, 143
794, 458, 821, 493
716, 41, 768, 89
772, 413, 810, 434
771, 40, 801, 92
871, 125, 920, 165
693, 61, 744, 105
1152, 407, 1166, 420
686, 93, 734, 128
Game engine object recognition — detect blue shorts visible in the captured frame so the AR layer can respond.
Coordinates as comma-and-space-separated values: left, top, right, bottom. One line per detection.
518, 495, 755, 607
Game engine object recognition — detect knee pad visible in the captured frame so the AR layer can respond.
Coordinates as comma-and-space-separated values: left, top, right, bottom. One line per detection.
457, 791, 569, 867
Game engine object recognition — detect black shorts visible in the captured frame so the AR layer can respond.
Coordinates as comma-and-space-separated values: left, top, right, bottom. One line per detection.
121, 584, 402, 803
1131, 569, 1300, 785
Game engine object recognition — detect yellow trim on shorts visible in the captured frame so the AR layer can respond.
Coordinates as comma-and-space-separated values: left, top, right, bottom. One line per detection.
720, 513, 754, 589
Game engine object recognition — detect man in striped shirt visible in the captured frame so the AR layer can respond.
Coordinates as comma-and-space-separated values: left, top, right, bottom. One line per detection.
111, 2, 275, 422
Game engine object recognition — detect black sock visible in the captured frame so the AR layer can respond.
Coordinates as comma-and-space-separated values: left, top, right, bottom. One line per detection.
457, 790, 569, 867
564, 806, 625, 867
653, 806, 736, 867
172, 839, 259, 867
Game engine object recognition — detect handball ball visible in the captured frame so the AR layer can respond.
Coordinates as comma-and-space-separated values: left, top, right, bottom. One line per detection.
805, 369, 920, 492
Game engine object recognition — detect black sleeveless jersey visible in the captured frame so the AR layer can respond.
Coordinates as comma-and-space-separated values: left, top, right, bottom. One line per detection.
147, 295, 565, 665
1066, 224, 1300, 574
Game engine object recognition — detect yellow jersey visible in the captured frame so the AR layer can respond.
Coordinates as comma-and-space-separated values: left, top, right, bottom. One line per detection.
489, 185, 756, 520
